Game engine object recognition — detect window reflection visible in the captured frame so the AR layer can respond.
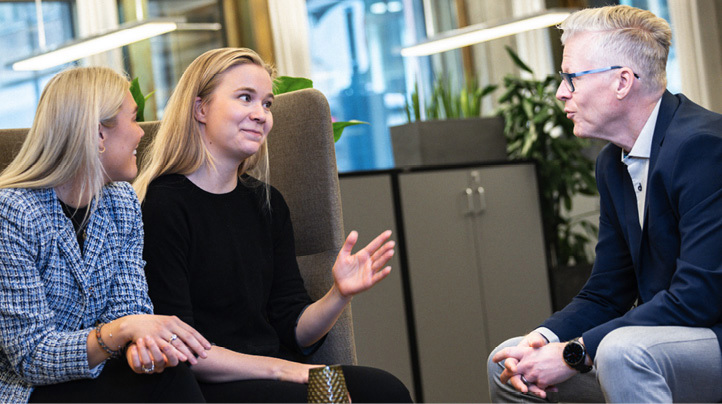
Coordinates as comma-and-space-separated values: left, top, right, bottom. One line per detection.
307, 0, 425, 172
0, 2, 73, 129
0, 0, 223, 128
143, 0, 223, 118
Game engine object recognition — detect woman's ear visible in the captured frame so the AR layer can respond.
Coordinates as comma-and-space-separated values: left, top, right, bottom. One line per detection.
98, 124, 107, 153
194, 96, 207, 123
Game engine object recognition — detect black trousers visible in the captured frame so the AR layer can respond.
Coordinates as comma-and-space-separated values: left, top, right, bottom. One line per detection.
199, 365, 412, 403
29, 359, 205, 403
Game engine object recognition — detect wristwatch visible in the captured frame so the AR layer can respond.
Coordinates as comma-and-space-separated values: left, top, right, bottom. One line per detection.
563, 337, 593, 373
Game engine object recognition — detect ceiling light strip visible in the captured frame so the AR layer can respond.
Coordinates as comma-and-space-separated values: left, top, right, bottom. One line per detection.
401, 9, 574, 57
11, 18, 221, 71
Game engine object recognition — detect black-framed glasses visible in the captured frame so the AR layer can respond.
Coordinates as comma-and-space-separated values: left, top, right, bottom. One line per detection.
559, 66, 640, 92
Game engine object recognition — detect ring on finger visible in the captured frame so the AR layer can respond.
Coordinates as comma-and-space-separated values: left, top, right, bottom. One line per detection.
168, 333, 178, 343
142, 361, 155, 374
519, 374, 529, 385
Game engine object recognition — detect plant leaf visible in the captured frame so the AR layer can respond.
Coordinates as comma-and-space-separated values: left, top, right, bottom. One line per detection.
404, 98, 412, 123
480, 84, 497, 98
332, 120, 368, 142
273, 76, 313, 95
129, 77, 147, 122
460, 87, 470, 118
412, 82, 421, 121
504, 45, 534, 74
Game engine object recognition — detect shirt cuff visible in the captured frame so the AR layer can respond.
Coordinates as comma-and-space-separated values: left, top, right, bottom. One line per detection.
534, 327, 559, 343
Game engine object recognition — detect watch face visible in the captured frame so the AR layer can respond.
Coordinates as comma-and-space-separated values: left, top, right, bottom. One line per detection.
563, 341, 585, 366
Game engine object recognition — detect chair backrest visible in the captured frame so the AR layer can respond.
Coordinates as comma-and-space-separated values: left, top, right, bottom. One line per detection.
0, 88, 356, 366
266, 88, 355, 365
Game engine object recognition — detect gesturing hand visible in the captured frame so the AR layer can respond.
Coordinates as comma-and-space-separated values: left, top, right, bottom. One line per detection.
332, 230, 395, 298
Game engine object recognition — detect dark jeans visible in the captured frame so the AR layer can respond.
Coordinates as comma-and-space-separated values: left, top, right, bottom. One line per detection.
199, 365, 412, 403
29, 359, 204, 403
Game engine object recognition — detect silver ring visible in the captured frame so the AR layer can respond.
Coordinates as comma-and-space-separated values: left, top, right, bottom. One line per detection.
169, 333, 178, 343
519, 374, 529, 385
142, 361, 155, 374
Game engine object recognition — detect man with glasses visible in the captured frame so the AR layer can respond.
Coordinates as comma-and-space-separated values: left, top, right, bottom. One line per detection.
488, 5, 722, 403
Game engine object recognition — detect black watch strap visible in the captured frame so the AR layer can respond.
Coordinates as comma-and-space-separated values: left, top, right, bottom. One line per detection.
571, 360, 593, 373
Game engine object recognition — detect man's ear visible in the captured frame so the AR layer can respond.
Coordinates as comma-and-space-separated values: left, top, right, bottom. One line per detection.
194, 96, 207, 123
615, 68, 636, 99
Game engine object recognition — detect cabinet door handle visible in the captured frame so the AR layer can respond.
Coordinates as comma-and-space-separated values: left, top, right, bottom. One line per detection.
464, 187, 475, 216
476, 186, 486, 214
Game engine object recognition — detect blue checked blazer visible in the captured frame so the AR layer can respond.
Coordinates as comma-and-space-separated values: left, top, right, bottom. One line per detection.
0, 181, 152, 403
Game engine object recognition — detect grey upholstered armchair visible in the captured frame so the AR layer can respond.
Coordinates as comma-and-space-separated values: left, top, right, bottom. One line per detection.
0, 88, 356, 366
266, 88, 356, 366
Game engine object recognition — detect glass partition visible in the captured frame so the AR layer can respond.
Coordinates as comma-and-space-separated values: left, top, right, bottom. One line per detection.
0, 1, 73, 129
140, 0, 224, 118
0, 0, 223, 129
307, 0, 431, 172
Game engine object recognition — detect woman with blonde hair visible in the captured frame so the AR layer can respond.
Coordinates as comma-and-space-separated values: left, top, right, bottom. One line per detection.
135, 48, 411, 402
0, 66, 211, 403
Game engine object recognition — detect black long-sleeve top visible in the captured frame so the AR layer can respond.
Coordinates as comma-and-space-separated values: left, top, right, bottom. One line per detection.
142, 174, 316, 356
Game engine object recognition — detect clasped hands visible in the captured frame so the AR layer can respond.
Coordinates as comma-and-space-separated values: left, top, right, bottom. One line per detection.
114, 314, 211, 375
492, 332, 577, 399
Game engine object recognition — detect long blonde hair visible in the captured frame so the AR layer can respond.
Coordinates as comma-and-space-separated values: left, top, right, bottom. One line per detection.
134, 47, 275, 202
560, 5, 671, 92
0, 66, 128, 206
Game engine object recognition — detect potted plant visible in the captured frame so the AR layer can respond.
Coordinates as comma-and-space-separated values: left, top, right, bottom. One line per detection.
497, 46, 599, 309
390, 76, 506, 167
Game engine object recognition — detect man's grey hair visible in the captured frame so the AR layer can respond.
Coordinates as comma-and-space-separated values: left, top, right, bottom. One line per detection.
559, 5, 672, 92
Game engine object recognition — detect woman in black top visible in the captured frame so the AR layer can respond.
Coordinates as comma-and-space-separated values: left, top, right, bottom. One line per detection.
134, 48, 411, 402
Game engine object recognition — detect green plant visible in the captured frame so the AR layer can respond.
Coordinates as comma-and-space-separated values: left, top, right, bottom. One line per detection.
497, 46, 598, 267
273, 76, 367, 142
405, 75, 497, 122
129, 77, 154, 122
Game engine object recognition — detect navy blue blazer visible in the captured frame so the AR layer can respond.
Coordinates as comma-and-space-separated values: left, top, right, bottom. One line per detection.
542, 91, 722, 358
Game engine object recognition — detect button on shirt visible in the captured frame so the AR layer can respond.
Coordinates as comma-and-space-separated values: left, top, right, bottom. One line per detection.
621, 98, 662, 229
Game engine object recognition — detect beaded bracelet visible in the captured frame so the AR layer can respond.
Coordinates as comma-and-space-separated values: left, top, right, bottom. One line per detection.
95, 323, 121, 359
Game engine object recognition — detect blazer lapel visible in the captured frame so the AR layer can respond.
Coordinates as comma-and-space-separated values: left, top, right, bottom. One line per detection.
82, 201, 111, 273
45, 190, 86, 287
621, 167, 642, 267
644, 91, 679, 228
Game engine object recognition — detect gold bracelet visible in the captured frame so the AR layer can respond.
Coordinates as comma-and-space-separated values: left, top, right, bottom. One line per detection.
95, 323, 121, 358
